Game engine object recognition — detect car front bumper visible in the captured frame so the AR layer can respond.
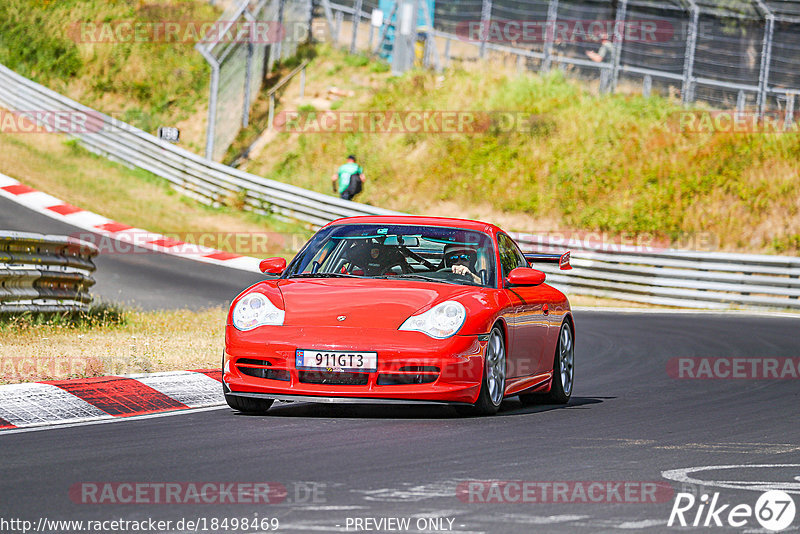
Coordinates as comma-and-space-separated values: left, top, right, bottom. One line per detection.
224, 326, 487, 404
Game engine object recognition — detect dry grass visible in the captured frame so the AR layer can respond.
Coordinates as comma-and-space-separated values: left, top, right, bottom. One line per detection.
243, 46, 800, 255
0, 0, 219, 152
0, 307, 226, 384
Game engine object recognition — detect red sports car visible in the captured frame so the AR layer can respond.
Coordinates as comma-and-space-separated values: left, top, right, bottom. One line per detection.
223, 216, 574, 415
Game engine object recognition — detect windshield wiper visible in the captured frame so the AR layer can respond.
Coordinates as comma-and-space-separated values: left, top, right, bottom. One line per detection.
288, 273, 363, 279
377, 273, 463, 285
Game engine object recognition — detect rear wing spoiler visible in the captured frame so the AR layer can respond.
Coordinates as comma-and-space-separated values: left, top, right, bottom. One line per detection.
523, 251, 572, 270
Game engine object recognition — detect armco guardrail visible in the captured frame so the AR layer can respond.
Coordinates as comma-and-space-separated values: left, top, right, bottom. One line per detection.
0, 63, 401, 228
514, 234, 800, 310
1, 63, 800, 311
0, 231, 97, 314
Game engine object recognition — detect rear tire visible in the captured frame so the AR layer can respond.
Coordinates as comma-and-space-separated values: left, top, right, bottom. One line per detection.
456, 325, 506, 416
225, 393, 274, 414
519, 321, 574, 405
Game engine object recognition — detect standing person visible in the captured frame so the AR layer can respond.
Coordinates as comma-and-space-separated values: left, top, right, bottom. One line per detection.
586, 34, 615, 64
331, 154, 366, 201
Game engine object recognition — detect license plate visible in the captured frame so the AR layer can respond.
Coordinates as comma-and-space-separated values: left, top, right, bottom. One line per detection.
295, 350, 377, 372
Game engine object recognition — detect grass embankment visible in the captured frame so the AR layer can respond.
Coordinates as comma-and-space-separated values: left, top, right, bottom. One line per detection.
0, 0, 218, 153
0, 131, 310, 257
244, 46, 800, 254
0, 305, 226, 384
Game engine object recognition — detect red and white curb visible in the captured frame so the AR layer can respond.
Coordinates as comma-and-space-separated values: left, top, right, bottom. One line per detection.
0, 172, 261, 273
0, 370, 224, 430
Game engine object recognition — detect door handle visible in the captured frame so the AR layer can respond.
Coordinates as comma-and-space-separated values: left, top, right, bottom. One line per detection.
542, 304, 549, 315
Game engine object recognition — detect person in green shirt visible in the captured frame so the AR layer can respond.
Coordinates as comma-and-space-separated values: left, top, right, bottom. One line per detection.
586, 34, 616, 64
331, 155, 366, 200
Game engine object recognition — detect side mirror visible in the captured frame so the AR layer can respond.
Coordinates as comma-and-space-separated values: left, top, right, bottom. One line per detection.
259, 257, 287, 274
506, 267, 546, 287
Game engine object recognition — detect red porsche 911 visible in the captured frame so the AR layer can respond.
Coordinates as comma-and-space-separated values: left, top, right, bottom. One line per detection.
223, 216, 574, 415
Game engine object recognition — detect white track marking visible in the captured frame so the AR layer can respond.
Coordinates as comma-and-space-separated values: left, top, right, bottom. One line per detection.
0, 383, 109, 426
134, 371, 224, 408
0, 405, 228, 436
616, 519, 664, 528
662, 464, 800, 494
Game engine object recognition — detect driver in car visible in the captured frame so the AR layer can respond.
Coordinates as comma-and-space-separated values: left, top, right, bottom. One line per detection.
443, 244, 482, 284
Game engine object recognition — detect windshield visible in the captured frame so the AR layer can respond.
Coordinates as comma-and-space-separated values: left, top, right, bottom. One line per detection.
284, 224, 497, 288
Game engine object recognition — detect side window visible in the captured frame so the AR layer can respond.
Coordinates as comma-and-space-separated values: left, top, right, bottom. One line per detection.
497, 233, 527, 278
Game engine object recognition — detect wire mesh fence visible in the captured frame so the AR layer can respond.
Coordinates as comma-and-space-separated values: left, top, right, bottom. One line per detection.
197, 0, 311, 161
319, 0, 800, 116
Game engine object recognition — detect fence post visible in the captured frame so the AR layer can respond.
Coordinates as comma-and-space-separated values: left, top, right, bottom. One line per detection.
681, 1, 699, 105
269, 0, 286, 71
268, 93, 275, 131
335, 10, 344, 44
196, 44, 220, 160
242, 8, 258, 129
320, 0, 337, 41
351, 0, 364, 54
299, 65, 306, 98
785, 93, 795, 131
643, 74, 652, 97
542, 0, 559, 72
479, 0, 493, 59
419, 0, 442, 72
756, 11, 774, 117
373, 2, 399, 55
610, 0, 628, 93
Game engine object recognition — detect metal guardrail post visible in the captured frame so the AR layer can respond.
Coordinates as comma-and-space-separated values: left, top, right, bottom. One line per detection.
681, 2, 699, 105
542, 0, 559, 72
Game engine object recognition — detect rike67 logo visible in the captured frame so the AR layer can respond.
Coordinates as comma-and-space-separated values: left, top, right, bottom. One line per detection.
668, 490, 796, 531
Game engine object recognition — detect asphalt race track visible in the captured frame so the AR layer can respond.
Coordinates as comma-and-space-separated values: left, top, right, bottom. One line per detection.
0, 196, 264, 310
3, 313, 800, 532
2, 197, 800, 532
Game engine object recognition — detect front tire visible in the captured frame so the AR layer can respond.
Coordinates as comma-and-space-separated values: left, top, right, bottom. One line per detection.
225, 393, 274, 414
456, 325, 506, 416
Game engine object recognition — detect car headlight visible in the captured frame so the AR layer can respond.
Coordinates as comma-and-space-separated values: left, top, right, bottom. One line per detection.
232, 293, 284, 331
399, 300, 466, 339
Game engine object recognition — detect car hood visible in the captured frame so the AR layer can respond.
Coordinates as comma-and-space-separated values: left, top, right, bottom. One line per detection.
276, 278, 473, 328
